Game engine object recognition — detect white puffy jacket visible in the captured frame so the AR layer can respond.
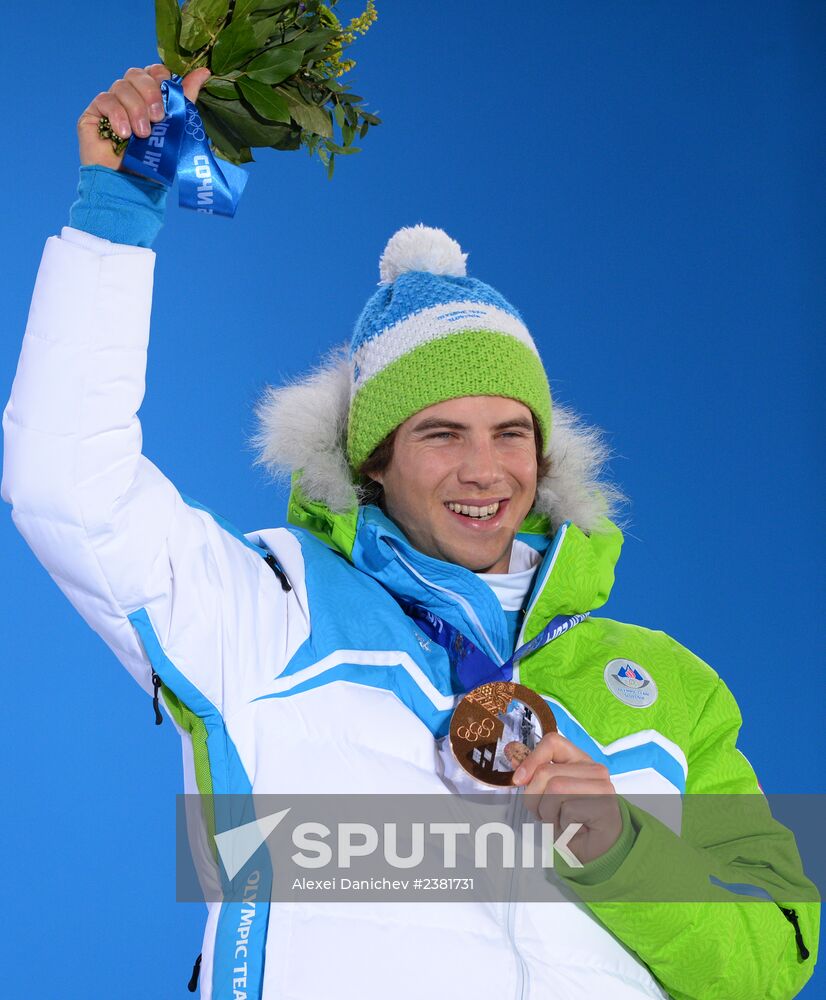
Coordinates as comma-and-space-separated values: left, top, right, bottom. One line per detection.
3, 228, 693, 999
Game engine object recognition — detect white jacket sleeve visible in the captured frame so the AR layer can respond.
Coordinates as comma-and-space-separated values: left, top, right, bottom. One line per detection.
2, 228, 303, 717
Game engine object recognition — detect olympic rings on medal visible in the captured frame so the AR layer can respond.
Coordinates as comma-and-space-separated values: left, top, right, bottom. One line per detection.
456, 718, 495, 742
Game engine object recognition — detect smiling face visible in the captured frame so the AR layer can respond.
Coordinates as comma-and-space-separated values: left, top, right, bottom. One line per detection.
368, 396, 540, 574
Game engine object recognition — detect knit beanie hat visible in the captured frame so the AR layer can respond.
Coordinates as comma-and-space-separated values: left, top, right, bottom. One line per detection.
346, 224, 553, 471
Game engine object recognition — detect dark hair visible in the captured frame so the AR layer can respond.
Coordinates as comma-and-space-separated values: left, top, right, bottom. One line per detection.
357, 413, 551, 507
357, 428, 400, 507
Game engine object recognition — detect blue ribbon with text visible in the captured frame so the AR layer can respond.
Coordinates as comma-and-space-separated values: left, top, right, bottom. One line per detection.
122, 76, 247, 217
403, 603, 591, 692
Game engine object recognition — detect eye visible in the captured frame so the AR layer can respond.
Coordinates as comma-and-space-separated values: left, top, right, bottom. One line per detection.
426, 431, 455, 440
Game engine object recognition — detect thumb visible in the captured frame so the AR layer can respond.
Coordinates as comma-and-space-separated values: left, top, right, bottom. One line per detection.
182, 67, 211, 103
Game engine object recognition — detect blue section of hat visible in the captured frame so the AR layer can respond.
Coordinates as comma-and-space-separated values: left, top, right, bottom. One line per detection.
350, 270, 525, 356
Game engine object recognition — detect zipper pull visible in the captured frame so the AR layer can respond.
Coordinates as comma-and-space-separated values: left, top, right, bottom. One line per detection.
264, 551, 292, 592
187, 952, 202, 992
150, 670, 163, 726
779, 906, 810, 960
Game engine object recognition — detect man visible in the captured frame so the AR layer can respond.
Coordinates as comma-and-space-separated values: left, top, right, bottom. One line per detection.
2, 64, 818, 998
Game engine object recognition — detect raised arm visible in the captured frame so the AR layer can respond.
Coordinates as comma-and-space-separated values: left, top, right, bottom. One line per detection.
2, 66, 301, 720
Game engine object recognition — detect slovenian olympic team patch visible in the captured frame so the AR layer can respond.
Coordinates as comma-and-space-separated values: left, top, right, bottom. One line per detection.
603, 659, 658, 708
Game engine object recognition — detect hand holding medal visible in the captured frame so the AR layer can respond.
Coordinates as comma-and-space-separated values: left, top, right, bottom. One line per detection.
449, 680, 623, 865
411, 597, 614, 863
512, 732, 623, 865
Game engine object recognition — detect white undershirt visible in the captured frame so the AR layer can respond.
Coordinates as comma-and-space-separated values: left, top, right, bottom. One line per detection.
475, 540, 541, 611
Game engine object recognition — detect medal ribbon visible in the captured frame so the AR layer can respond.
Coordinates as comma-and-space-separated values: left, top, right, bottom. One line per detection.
122, 76, 247, 217
402, 602, 590, 692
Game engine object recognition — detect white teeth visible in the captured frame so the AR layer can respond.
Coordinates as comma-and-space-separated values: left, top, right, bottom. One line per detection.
446, 501, 501, 519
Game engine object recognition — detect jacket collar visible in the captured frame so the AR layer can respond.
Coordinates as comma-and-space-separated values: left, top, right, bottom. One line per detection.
287, 485, 622, 660
517, 519, 622, 646
350, 505, 512, 662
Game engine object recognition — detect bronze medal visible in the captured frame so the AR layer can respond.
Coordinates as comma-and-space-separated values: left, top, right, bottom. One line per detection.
449, 681, 557, 786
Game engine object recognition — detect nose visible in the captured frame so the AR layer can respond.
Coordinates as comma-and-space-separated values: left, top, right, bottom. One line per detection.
457, 435, 500, 488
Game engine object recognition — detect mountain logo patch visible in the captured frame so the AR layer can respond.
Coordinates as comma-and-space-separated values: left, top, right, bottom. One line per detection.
604, 659, 658, 708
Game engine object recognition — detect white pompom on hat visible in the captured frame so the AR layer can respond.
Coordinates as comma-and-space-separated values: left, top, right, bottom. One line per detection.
378, 223, 468, 284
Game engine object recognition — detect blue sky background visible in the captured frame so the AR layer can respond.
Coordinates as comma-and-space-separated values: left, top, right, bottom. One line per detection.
0, 1, 823, 995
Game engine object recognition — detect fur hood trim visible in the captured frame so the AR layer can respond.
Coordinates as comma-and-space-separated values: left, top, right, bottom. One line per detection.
251, 349, 624, 534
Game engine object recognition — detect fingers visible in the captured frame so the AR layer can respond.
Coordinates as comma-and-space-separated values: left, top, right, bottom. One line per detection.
124, 66, 167, 123
139, 62, 209, 104
144, 63, 172, 83
81, 91, 132, 142
77, 64, 210, 169
536, 795, 622, 842
181, 67, 212, 104
109, 78, 155, 138
532, 772, 613, 797
512, 737, 622, 865
521, 761, 613, 799
512, 732, 592, 786
536, 793, 623, 864
80, 68, 165, 144
124, 65, 210, 118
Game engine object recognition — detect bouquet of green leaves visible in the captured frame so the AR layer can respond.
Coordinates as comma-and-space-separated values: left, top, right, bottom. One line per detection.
156, 0, 380, 177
